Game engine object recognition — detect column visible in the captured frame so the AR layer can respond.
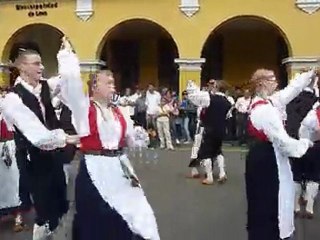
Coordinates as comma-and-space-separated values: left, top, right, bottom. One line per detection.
175, 58, 205, 97
80, 60, 106, 92
282, 56, 319, 80
0, 63, 10, 88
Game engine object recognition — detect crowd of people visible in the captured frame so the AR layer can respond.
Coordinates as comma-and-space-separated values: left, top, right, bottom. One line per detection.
0, 35, 319, 240
117, 80, 255, 151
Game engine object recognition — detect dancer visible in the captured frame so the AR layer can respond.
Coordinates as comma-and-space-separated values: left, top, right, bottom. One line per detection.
285, 78, 319, 218
298, 98, 320, 219
0, 38, 79, 239
245, 68, 316, 240
187, 106, 205, 179
62, 45, 159, 238
187, 79, 232, 185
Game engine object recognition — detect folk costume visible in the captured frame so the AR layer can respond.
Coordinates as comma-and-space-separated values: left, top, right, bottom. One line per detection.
0, 48, 76, 239
187, 82, 232, 184
60, 52, 160, 240
298, 101, 320, 217
245, 71, 315, 240
0, 115, 20, 219
285, 87, 319, 217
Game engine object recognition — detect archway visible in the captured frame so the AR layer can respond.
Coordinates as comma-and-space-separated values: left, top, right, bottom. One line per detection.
98, 19, 179, 93
2, 23, 64, 86
201, 16, 291, 89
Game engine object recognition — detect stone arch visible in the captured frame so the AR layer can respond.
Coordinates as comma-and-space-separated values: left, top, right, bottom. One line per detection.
97, 18, 180, 92
201, 15, 291, 89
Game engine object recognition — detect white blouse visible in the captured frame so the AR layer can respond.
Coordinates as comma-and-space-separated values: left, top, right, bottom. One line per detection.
0, 49, 78, 151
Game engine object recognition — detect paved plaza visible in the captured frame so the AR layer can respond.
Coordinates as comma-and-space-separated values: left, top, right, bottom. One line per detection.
1, 147, 319, 240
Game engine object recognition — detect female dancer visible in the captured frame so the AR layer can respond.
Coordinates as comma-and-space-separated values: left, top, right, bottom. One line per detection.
245, 68, 316, 240
58, 39, 159, 240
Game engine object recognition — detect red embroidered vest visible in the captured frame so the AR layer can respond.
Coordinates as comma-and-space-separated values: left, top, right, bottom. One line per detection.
0, 118, 13, 141
80, 102, 127, 151
247, 100, 269, 142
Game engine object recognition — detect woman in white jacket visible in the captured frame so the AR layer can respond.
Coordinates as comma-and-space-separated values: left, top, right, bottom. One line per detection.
245, 68, 316, 240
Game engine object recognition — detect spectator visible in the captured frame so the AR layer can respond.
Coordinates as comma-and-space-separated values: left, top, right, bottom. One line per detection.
235, 89, 251, 145
180, 90, 197, 143
134, 91, 147, 129
156, 98, 174, 150
146, 84, 161, 130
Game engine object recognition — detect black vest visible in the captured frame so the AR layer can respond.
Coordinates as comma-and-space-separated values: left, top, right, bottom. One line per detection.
202, 94, 232, 136
58, 104, 77, 163
59, 104, 76, 135
286, 90, 318, 139
13, 81, 60, 152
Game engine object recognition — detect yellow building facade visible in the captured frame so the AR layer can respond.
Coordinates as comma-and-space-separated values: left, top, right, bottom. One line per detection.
0, 0, 320, 95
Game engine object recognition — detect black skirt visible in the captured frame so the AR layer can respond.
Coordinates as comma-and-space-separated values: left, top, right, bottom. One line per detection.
291, 141, 320, 182
197, 129, 223, 160
245, 141, 280, 240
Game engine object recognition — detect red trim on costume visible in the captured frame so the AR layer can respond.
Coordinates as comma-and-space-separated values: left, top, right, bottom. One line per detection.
80, 102, 127, 151
0, 119, 14, 141
247, 100, 269, 142
316, 107, 320, 127
200, 108, 207, 121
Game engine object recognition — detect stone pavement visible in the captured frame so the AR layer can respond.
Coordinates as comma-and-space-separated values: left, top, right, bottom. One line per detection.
1, 147, 319, 240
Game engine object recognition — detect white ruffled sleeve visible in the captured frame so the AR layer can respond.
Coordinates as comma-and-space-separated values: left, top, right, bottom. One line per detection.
0, 93, 66, 150
55, 49, 90, 137
124, 114, 149, 148
186, 81, 210, 108
270, 70, 314, 109
47, 75, 63, 98
299, 103, 320, 141
250, 103, 312, 158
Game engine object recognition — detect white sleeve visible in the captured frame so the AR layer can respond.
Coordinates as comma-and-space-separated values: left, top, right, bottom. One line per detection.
0, 93, 66, 150
186, 80, 210, 107
119, 96, 127, 106
270, 71, 314, 109
299, 107, 320, 141
187, 88, 210, 108
228, 96, 235, 105
123, 110, 149, 148
56, 49, 90, 137
250, 103, 311, 158
47, 75, 63, 98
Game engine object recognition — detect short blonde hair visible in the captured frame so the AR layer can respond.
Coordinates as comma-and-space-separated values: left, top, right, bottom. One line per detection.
87, 69, 113, 96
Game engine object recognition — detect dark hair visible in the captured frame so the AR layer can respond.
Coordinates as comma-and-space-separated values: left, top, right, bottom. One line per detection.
10, 42, 41, 62
13, 48, 41, 68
